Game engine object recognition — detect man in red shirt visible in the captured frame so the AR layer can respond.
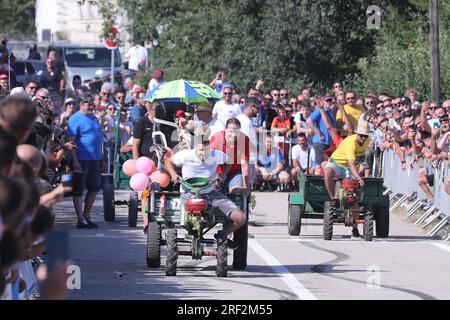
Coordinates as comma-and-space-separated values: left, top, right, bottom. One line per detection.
210, 118, 251, 197
271, 106, 293, 159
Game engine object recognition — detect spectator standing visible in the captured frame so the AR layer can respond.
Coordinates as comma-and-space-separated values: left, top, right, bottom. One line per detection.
125, 41, 148, 76
210, 69, 230, 97
147, 69, 165, 93
130, 89, 146, 124
212, 85, 241, 125
66, 93, 102, 229
39, 59, 64, 96
336, 91, 364, 137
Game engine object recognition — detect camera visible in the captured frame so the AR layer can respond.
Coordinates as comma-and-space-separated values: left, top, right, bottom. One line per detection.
61, 173, 73, 197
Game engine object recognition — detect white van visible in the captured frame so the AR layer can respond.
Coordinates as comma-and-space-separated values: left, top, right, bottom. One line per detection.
46, 44, 124, 90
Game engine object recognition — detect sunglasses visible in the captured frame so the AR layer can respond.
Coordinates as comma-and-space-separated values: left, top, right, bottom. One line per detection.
358, 134, 369, 140
101, 92, 110, 95
366, 101, 374, 105
38, 95, 49, 100
346, 97, 355, 100
223, 92, 233, 96
290, 102, 298, 105
107, 107, 115, 110
28, 86, 37, 90
280, 93, 287, 96
273, 94, 280, 97
116, 96, 125, 99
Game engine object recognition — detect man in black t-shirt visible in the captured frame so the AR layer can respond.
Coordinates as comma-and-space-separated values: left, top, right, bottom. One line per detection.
40, 58, 64, 94
132, 101, 155, 234
132, 102, 155, 160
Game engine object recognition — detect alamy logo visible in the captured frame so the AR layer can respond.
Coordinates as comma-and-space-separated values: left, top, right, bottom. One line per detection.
367, 5, 381, 30
67, 265, 81, 290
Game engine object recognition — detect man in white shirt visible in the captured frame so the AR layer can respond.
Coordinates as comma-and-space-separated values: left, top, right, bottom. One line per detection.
164, 138, 247, 249
236, 97, 261, 188
212, 85, 241, 125
210, 69, 231, 97
125, 42, 148, 75
291, 133, 316, 181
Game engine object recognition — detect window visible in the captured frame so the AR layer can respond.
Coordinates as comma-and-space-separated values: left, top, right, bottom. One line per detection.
64, 47, 122, 68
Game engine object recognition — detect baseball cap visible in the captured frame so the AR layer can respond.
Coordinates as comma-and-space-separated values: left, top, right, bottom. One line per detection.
196, 102, 212, 112
176, 110, 185, 118
0, 74, 8, 80
64, 97, 76, 106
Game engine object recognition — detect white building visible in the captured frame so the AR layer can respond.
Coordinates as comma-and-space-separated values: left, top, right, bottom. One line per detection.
35, 0, 130, 47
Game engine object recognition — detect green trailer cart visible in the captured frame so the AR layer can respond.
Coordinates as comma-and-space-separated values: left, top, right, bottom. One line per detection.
287, 173, 390, 240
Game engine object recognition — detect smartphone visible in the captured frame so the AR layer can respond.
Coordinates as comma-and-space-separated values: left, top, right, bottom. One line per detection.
388, 118, 396, 130
61, 173, 73, 197
433, 122, 441, 129
46, 230, 69, 272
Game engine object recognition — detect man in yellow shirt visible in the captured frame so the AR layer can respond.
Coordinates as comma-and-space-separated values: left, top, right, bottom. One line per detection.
336, 91, 365, 137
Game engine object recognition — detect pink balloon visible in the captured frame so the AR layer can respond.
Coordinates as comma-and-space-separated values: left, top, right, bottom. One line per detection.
129, 173, 149, 191
150, 170, 171, 188
123, 159, 138, 177
136, 157, 156, 175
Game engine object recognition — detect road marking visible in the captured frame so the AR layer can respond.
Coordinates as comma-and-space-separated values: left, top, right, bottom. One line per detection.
249, 239, 317, 300
432, 243, 450, 253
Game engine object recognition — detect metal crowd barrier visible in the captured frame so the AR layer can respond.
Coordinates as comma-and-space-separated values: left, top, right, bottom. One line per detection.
382, 149, 450, 238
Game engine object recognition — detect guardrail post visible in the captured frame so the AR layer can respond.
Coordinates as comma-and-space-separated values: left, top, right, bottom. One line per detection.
428, 216, 449, 236
390, 194, 408, 211
415, 207, 437, 225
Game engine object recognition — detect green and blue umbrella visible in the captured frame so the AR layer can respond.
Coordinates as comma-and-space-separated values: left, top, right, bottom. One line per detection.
144, 79, 221, 103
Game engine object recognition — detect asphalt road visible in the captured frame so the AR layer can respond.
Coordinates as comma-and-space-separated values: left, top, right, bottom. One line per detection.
53, 191, 450, 300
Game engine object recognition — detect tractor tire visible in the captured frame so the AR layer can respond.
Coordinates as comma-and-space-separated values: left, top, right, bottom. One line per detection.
233, 219, 248, 270
375, 206, 390, 238
288, 204, 302, 236
103, 183, 115, 222
165, 229, 178, 276
146, 222, 161, 268
323, 201, 335, 240
216, 235, 228, 277
128, 191, 139, 228
363, 206, 374, 241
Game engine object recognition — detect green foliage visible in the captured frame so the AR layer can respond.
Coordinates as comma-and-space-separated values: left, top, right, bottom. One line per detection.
115, 0, 383, 93
0, 0, 36, 37
350, 0, 450, 100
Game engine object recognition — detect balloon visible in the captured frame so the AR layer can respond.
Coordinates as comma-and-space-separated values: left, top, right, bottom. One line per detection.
136, 157, 156, 175
123, 159, 138, 177
150, 170, 171, 188
129, 173, 149, 191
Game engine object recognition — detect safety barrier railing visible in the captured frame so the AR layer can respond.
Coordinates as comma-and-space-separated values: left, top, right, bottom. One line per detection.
382, 149, 450, 238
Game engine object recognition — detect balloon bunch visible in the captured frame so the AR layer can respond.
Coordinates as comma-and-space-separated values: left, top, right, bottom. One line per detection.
122, 157, 171, 191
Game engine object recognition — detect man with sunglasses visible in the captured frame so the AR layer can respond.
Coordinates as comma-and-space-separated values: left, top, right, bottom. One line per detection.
336, 91, 365, 137
66, 93, 102, 229
24, 80, 38, 98
324, 123, 371, 238
257, 92, 278, 131
212, 84, 241, 125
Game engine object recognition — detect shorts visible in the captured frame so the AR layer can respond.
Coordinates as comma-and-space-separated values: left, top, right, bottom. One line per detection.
257, 169, 288, 181
224, 172, 245, 193
325, 161, 352, 178
72, 160, 102, 196
313, 143, 330, 165
181, 189, 239, 217
361, 147, 376, 169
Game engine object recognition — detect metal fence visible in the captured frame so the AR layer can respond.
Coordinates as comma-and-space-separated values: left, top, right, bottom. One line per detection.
382, 149, 450, 237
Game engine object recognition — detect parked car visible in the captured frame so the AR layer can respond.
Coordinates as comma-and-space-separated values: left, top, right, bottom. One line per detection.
46, 44, 124, 90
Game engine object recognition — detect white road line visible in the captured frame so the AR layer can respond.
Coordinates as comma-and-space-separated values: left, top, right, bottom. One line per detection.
432, 243, 450, 253
249, 239, 317, 300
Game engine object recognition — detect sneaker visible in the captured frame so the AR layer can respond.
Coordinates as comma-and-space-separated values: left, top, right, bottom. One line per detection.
422, 199, 433, 211
143, 225, 149, 234
214, 232, 238, 250
85, 218, 98, 228
351, 228, 361, 239
77, 220, 91, 229
407, 192, 418, 201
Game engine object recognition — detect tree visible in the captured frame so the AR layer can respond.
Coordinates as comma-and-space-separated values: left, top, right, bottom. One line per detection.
0, 0, 36, 38
114, 0, 390, 93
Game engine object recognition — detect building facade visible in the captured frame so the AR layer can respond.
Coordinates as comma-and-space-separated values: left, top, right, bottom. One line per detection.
35, 0, 130, 47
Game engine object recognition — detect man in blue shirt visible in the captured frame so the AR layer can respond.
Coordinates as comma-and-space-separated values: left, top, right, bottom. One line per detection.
130, 90, 146, 123
67, 93, 103, 229
306, 97, 337, 168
